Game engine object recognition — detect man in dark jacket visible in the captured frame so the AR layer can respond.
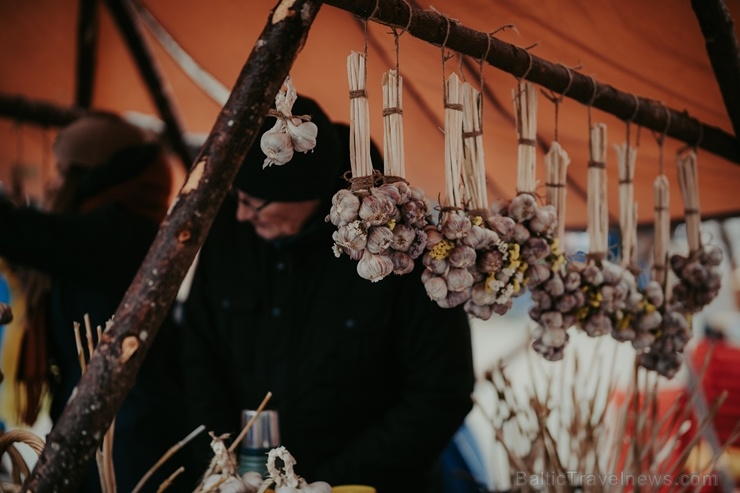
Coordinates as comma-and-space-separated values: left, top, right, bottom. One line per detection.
0, 113, 191, 492
181, 95, 475, 492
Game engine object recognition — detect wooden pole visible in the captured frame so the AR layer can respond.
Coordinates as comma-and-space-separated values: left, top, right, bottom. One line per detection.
324, 0, 740, 165
103, 0, 193, 169
691, 0, 740, 145
21, 0, 323, 490
75, 0, 99, 108
0, 93, 85, 127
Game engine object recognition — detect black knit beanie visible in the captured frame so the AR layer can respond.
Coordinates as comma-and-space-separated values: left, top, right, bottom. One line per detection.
233, 94, 343, 202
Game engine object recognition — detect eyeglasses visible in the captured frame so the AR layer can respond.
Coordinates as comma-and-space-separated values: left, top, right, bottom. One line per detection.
231, 188, 273, 213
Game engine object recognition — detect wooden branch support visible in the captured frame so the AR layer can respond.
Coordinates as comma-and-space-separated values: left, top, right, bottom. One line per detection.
0, 93, 86, 127
103, 0, 193, 169
21, 0, 323, 490
691, 0, 740, 145
324, 0, 740, 165
75, 0, 99, 108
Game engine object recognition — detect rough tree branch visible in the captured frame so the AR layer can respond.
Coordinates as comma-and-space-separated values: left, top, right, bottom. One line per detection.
22, 0, 323, 490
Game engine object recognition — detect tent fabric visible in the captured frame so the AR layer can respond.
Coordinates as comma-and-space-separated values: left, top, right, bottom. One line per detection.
1, 0, 739, 229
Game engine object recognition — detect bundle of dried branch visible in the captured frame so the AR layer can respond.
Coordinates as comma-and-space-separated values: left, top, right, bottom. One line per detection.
474, 337, 740, 493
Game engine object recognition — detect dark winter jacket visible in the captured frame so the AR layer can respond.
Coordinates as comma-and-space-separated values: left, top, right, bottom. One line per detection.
0, 145, 190, 492
182, 196, 475, 492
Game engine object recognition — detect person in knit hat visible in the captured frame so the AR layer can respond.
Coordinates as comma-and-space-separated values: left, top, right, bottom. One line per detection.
180, 95, 474, 492
0, 112, 191, 492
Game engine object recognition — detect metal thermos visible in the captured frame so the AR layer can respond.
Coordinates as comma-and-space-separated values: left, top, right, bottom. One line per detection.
237, 409, 280, 477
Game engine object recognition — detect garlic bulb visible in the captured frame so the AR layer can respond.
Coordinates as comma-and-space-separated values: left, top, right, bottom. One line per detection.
476, 250, 504, 274
201, 475, 248, 493
464, 299, 493, 320
441, 213, 472, 240
332, 220, 367, 259
448, 245, 477, 269
389, 251, 414, 275
424, 275, 448, 301
529, 204, 558, 235
286, 117, 318, 153
390, 224, 417, 252
488, 215, 515, 241
327, 189, 361, 227
407, 229, 428, 259
437, 289, 471, 308
422, 251, 450, 276
366, 226, 393, 254
424, 226, 445, 249
670, 245, 723, 313
357, 250, 394, 282
446, 268, 475, 292
359, 194, 396, 226
507, 193, 537, 222
261, 119, 294, 168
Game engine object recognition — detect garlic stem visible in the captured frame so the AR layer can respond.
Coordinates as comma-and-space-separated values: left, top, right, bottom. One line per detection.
616, 142, 637, 267
587, 123, 608, 255
545, 141, 570, 242
653, 175, 670, 293
513, 81, 538, 194
461, 81, 487, 210
347, 51, 373, 179
382, 69, 405, 178
444, 73, 465, 208
676, 150, 701, 253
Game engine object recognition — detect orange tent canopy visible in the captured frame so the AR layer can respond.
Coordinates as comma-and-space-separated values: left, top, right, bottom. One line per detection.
1, 0, 739, 229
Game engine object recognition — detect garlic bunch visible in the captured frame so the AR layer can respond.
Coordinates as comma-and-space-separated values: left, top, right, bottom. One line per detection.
265, 446, 332, 493
636, 309, 691, 379
260, 76, 319, 168
196, 432, 248, 493
328, 180, 429, 282
527, 243, 582, 361
612, 279, 664, 350
462, 212, 527, 319
465, 194, 558, 320
670, 244, 723, 313
421, 211, 476, 308
570, 259, 639, 339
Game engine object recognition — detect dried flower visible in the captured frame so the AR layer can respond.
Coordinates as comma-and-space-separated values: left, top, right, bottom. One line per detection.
332, 220, 367, 258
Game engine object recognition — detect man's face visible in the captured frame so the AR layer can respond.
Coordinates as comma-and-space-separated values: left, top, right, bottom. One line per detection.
234, 189, 321, 240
